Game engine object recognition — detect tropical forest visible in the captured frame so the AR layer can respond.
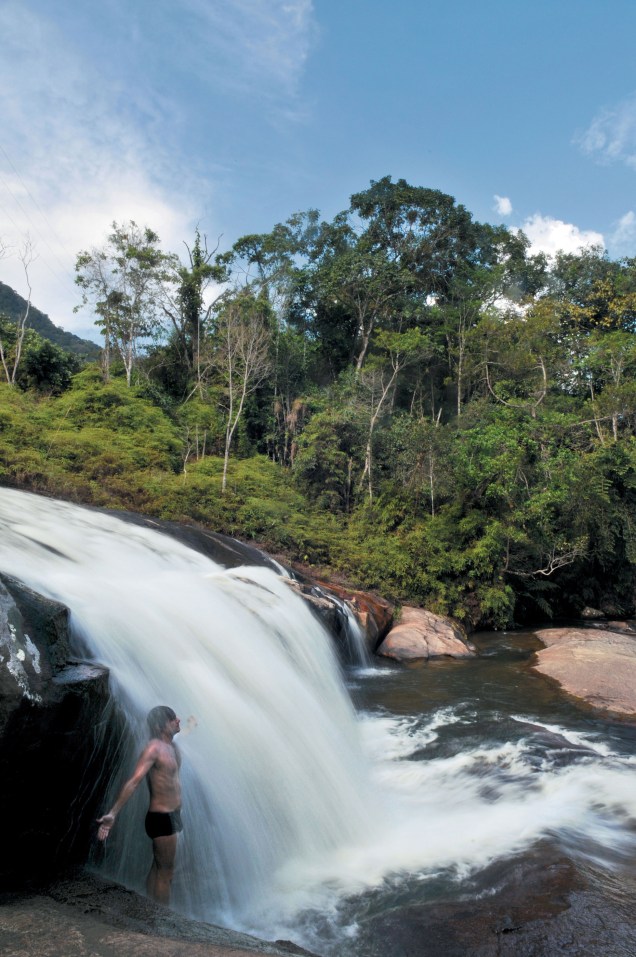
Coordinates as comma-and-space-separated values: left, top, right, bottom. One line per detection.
2, 176, 636, 629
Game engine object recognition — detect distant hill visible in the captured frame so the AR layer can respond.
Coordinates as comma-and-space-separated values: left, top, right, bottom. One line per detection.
0, 281, 101, 359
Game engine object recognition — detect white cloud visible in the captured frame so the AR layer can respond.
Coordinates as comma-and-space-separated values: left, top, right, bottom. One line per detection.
518, 214, 604, 258
608, 210, 636, 257
0, 0, 317, 337
577, 93, 636, 170
0, 4, 204, 336
493, 195, 512, 217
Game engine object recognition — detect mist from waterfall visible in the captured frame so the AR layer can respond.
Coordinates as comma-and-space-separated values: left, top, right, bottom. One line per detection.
0, 488, 372, 926
2, 488, 636, 952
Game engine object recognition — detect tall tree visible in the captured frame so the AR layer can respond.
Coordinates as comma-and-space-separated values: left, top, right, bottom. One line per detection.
0, 237, 35, 387
358, 327, 431, 501
581, 330, 636, 442
160, 229, 226, 392
214, 289, 272, 491
75, 222, 172, 385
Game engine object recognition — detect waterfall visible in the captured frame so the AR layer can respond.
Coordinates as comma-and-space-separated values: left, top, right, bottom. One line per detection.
0, 488, 372, 927
4, 488, 636, 954
310, 583, 371, 666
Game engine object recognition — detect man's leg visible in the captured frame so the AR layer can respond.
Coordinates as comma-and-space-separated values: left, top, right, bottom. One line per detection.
147, 834, 178, 904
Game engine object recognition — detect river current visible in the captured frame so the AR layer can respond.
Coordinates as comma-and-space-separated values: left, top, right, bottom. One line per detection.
290, 641, 636, 954
1, 488, 636, 955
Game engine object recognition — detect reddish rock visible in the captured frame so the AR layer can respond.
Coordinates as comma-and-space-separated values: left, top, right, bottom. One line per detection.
377, 607, 474, 661
532, 626, 636, 716
606, 620, 636, 634
314, 580, 394, 650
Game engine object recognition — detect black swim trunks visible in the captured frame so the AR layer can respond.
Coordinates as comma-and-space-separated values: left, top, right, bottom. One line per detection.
144, 809, 183, 839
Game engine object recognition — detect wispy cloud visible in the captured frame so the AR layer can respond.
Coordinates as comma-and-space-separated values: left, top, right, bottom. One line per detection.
162, 0, 317, 101
0, 0, 317, 334
608, 210, 636, 257
0, 3, 203, 333
577, 93, 636, 169
518, 214, 604, 258
493, 195, 512, 217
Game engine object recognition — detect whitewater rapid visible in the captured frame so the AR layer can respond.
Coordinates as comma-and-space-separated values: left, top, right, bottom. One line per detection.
1, 487, 636, 951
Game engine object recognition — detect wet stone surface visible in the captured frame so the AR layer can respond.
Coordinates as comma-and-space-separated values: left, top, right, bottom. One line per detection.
0, 872, 319, 957
3, 849, 636, 957
350, 845, 636, 957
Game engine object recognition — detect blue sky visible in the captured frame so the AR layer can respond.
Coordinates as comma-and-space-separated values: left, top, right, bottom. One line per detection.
1, 0, 635, 339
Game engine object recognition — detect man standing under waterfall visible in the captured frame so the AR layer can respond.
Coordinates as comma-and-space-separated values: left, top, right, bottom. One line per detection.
97, 705, 182, 905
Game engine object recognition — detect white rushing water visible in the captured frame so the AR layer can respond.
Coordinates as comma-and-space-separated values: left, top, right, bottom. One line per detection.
0, 488, 372, 926
2, 488, 636, 950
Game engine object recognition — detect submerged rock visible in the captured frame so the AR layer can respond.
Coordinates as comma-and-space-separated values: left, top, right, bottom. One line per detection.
376, 607, 474, 661
352, 841, 636, 957
532, 626, 636, 716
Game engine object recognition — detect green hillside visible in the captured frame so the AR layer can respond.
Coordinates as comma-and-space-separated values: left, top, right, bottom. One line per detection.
0, 281, 101, 359
2, 180, 636, 629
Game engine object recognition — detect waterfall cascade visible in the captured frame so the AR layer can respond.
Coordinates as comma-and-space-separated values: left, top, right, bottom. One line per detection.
0, 488, 372, 928
2, 488, 636, 954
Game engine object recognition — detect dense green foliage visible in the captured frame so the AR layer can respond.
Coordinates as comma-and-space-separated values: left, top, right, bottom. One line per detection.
2, 177, 636, 627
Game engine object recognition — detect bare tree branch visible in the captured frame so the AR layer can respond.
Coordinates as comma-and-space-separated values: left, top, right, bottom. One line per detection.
0, 236, 36, 386
215, 292, 272, 492
505, 543, 586, 578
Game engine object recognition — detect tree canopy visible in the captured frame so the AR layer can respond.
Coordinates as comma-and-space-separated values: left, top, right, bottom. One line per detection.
3, 177, 636, 628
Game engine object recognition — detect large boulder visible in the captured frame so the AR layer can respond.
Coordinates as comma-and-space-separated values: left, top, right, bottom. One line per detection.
377, 607, 474, 661
0, 574, 122, 888
532, 626, 636, 716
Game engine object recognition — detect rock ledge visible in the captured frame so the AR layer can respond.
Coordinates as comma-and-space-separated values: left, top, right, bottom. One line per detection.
532, 625, 636, 716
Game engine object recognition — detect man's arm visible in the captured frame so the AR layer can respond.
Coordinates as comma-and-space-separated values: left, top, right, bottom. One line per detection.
96, 742, 157, 841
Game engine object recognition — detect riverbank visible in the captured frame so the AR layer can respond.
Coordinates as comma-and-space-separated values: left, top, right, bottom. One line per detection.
531, 623, 636, 718
0, 872, 316, 957
4, 847, 636, 957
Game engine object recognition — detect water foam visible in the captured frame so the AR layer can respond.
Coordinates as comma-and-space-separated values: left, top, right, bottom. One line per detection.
2, 488, 636, 948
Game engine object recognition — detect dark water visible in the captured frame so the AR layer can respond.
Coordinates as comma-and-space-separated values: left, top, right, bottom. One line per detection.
295, 631, 636, 955
352, 630, 632, 731
3, 486, 635, 955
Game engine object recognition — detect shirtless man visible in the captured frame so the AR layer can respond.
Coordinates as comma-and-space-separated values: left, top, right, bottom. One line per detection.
97, 705, 182, 905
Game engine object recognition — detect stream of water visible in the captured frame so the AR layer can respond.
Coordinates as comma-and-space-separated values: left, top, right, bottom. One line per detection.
1, 488, 636, 955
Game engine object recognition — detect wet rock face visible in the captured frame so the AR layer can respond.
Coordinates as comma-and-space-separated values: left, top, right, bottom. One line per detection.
0, 871, 319, 957
0, 574, 121, 889
285, 578, 394, 660
314, 581, 393, 653
352, 844, 636, 957
377, 606, 474, 661
111, 510, 281, 571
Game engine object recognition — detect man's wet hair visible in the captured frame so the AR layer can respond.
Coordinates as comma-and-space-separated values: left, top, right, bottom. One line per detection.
147, 705, 177, 737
